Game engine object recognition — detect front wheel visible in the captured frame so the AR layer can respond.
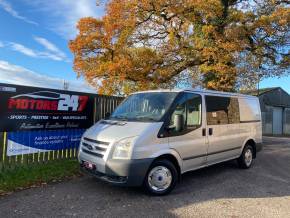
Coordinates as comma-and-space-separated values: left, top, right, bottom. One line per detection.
143, 159, 178, 196
237, 145, 254, 169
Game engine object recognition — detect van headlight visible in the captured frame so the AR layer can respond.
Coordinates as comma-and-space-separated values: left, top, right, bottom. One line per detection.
112, 137, 136, 159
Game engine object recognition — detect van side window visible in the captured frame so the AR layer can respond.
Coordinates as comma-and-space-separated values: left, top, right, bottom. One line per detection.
206, 96, 240, 125
227, 98, 240, 124
186, 94, 202, 127
170, 93, 202, 132
170, 102, 187, 127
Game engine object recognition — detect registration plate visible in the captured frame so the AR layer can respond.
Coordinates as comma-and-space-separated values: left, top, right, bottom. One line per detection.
83, 161, 96, 170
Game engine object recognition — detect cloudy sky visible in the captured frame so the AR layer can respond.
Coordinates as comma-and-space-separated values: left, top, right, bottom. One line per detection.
0, 0, 105, 92
0, 0, 289, 93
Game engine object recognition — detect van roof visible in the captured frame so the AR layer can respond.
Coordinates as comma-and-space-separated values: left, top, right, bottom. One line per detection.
134, 88, 257, 98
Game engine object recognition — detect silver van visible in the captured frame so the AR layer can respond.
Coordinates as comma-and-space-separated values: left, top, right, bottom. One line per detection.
78, 89, 262, 195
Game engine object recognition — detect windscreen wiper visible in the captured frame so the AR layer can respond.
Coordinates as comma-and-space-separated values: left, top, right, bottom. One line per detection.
111, 115, 129, 121
135, 116, 157, 121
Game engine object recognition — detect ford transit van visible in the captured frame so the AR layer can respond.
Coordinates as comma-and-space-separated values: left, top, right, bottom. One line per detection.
78, 89, 262, 195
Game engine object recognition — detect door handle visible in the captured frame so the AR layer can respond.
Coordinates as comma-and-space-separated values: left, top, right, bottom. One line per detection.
209, 128, 213, 136
202, 128, 206, 136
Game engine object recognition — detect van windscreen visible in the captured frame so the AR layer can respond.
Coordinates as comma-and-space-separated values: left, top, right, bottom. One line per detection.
110, 92, 178, 122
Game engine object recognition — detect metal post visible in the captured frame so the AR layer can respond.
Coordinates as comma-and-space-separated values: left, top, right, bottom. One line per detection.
257, 74, 260, 96
2, 132, 7, 163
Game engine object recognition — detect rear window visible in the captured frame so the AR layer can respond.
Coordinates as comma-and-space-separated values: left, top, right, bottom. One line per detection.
239, 98, 261, 122
205, 96, 240, 125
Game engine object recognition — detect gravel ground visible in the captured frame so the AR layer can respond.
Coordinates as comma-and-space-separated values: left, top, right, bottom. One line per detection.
0, 137, 290, 218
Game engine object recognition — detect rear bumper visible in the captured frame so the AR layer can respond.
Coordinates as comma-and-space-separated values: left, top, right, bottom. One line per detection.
80, 158, 154, 187
256, 142, 263, 152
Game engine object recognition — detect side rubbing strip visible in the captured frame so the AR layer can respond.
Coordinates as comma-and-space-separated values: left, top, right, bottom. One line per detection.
183, 146, 241, 161
207, 146, 241, 156
240, 120, 261, 123
183, 154, 206, 161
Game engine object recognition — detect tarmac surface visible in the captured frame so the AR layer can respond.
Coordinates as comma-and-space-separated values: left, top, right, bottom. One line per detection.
0, 136, 290, 217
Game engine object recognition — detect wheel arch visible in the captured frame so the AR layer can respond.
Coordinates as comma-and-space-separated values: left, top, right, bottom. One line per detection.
148, 149, 182, 180
243, 138, 257, 158
154, 154, 181, 178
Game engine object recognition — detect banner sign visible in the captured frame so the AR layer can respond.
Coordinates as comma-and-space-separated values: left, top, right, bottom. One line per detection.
7, 129, 85, 156
0, 83, 95, 131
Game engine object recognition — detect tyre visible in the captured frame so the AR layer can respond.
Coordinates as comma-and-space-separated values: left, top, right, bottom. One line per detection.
237, 144, 254, 169
143, 159, 178, 196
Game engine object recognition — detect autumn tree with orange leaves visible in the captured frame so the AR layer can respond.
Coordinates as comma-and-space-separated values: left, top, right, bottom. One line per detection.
69, 0, 289, 95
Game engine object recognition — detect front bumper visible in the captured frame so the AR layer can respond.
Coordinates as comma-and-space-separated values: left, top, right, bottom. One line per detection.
80, 158, 154, 187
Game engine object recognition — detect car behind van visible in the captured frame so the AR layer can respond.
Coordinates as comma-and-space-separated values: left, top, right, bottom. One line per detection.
78, 89, 262, 195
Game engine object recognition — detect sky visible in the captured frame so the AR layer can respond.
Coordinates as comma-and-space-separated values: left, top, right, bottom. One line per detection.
0, 0, 289, 93
0, 0, 105, 93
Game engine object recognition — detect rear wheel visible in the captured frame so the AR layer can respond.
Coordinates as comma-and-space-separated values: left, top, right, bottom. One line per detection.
143, 159, 178, 196
237, 144, 254, 169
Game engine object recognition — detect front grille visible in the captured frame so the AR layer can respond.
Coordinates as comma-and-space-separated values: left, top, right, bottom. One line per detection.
83, 137, 110, 145
82, 149, 104, 158
81, 137, 110, 158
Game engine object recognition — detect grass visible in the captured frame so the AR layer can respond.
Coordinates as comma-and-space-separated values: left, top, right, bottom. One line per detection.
0, 159, 81, 195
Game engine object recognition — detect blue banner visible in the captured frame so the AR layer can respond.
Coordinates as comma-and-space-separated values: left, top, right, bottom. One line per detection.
7, 129, 85, 156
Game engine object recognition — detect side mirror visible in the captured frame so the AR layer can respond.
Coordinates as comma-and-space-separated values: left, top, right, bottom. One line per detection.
174, 114, 184, 132
105, 112, 111, 119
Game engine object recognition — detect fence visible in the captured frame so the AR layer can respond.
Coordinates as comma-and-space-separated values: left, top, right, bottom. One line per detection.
0, 95, 123, 171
